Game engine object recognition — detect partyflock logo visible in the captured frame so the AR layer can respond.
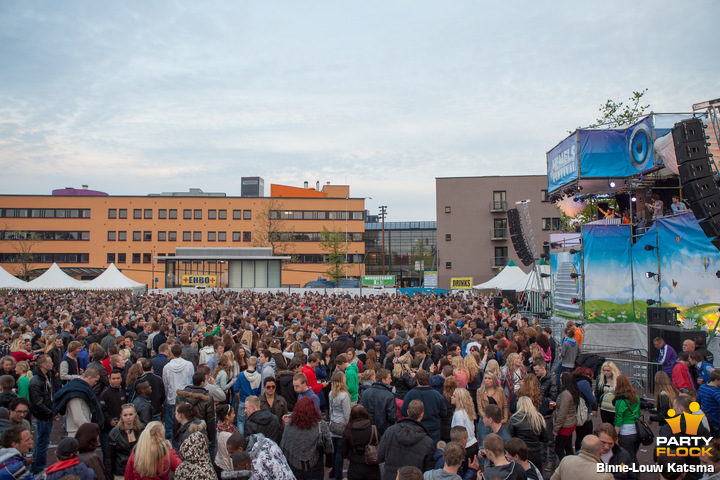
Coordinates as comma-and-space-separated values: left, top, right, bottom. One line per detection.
656, 402, 713, 457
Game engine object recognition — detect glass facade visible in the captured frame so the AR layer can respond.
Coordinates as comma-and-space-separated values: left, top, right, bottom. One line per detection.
364, 221, 437, 287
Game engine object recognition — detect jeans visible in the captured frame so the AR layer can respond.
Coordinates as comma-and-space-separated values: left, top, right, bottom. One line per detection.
542, 417, 556, 467
574, 419, 594, 452
619, 433, 639, 465
165, 402, 176, 448
236, 401, 246, 435
31, 419, 53, 474
331, 437, 343, 478
100, 430, 111, 478
555, 432, 573, 461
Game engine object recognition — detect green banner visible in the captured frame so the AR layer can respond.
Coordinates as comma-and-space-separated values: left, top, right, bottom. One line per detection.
362, 275, 395, 287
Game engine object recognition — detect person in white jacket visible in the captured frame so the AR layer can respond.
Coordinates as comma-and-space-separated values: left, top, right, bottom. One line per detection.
162, 344, 194, 446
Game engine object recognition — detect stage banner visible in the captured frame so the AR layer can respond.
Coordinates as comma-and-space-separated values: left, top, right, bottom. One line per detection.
547, 133, 579, 192
633, 213, 720, 331
578, 116, 655, 179
582, 224, 637, 323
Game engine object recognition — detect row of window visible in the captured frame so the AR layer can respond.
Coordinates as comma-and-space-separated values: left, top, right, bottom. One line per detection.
445, 247, 509, 269
542, 218, 562, 231
0, 231, 90, 241
0, 253, 89, 263
270, 210, 364, 220
443, 190, 551, 214
106, 231, 253, 242
269, 232, 364, 242
0, 209, 91, 219
106, 253, 169, 264
108, 208, 252, 220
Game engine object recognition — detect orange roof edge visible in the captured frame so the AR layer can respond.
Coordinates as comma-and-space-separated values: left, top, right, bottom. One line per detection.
270, 184, 327, 198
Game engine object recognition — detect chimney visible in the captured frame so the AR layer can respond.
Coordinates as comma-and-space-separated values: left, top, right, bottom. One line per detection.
82, 185, 88, 190
304, 181, 309, 189
316, 181, 320, 191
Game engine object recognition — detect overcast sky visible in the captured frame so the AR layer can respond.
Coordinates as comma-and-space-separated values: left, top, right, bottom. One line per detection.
1, 1, 719, 221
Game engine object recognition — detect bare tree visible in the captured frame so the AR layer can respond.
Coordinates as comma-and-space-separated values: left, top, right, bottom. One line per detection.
252, 198, 297, 262
0, 224, 41, 280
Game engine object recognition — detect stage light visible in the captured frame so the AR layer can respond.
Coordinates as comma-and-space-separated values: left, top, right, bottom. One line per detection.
647, 299, 656, 305
569, 249, 579, 254
570, 272, 580, 279
570, 298, 581, 304
644, 245, 656, 251
631, 196, 637, 202
609, 180, 616, 188
646, 272, 658, 278
716, 271, 720, 278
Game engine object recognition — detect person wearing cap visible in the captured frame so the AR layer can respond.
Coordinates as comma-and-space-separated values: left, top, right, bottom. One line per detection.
45, 437, 95, 480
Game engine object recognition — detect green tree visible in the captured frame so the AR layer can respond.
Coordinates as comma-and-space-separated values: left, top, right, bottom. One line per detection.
319, 226, 350, 285
589, 89, 650, 129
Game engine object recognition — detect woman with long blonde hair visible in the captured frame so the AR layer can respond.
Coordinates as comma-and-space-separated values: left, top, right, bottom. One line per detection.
15, 361, 32, 401
212, 352, 236, 401
391, 352, 416, 399
451, 388, 478, 458
484, 359, 502, 382
452, 355, 469, 388
595, 360, 621, 424
509, 396, 548, 470
125, 422, 181, 480
503, 352, 526, 400
651, 371, 678, 426
476, 371, 509, 425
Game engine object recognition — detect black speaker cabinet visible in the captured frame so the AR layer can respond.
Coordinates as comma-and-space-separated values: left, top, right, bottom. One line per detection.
501, 290, 517, 305
647, 325, 705, 391
647, 307, 678, 326
493, 296, 503, 309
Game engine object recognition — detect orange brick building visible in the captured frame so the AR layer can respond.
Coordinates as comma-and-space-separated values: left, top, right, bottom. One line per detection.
0, 183, 365, 288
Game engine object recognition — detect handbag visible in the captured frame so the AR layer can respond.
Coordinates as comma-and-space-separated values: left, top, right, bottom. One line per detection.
364, 425, 380, 465
635, 415, 655, 446
330, 420, 346, 436
316, 423, 326, 455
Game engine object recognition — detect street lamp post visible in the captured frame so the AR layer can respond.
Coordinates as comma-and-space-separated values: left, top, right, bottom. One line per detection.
379, 206, 387, 275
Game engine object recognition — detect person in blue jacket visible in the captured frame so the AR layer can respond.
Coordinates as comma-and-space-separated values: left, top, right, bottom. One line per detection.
0, 425, 39, 480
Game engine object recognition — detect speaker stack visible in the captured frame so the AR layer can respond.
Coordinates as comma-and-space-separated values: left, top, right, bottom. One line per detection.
647, 306, 678, 326
507, 208, 534, 266
673, 118, 720, 251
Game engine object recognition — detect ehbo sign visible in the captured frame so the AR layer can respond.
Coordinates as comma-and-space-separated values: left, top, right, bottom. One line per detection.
181, 275, 217, 287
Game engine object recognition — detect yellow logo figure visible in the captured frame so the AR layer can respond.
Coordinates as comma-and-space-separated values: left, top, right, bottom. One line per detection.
666, 402, 705, 435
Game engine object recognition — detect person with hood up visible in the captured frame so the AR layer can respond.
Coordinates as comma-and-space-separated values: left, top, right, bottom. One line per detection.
162, 345, 195, 446
243, 396, 281, 445
174, 431, 218, 480
176, 371, 216, 446
0, 425, 38, 480
377, 399, 435, 480
45, 437, 95, 480
331, 328, 355, 359
199, 337, 216, 367
233, 356, 262, 435
223, 432, 295, 480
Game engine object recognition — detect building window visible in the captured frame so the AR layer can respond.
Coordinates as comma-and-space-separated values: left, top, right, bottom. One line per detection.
158, 209, 167, 219
218, 231, 226, 242
107, 231, 116, 241
118, 231, 127, 241
108, 209, 117, 219
119, 209, 127, 219
183, 231, 191, 242
243, 231, 252, 242
492, 191, 507, 211
143, 253, 151, 264
446, 262, 452, 269
143, 231, 152, 241
133, 231, 141, 241
243, 210, 252, 220
133, 209, 142, 219
169, 209, 177, 219
542, 218, 551, 231
144, 209, 152, 219
132, 253, 141, 264
107, 253, 115, 263
494, 247, 508, 267
117, 253, 126, 263
193, 231, 201, 242
208, 209, 216, 220
208, 231, 216, 242
445, 234, 451, 241
352, 211, 364, 220
183, 209, 192, 220
493, 218, 508, 239
233, 210, 242, 220
445, 206, 451, 213
541, 189, 550, 202
232, 232, 242, 242
219, 209, 227, 220
193, 209, 202, 219
158, 231, 166, 241
168, 231, 177, 241
552, 218, 561, 230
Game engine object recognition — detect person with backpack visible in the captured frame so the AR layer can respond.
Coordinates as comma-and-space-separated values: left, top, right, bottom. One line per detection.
553, 372, 578, 462
341, 405, 381, 480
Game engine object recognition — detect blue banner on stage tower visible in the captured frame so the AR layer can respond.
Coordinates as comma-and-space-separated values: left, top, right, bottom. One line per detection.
547, 133, 579, 192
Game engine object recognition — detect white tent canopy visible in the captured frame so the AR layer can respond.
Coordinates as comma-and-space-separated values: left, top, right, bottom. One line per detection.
23, 263, 84, 291
504, 263, 551, 292
0, 265, 28, 289
81, 263, 146, 292
473, 261, 528, 290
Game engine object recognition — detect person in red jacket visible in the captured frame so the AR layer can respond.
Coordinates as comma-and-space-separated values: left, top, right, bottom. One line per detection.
302, 354, 327, 397
124, 422, 181, 480
672, 352, 696, 393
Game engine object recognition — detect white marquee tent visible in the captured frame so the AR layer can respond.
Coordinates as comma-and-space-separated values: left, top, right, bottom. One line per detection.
23, 263, 84, 291
81, 263, 146, 292
0, 265, 27, 290
473, 261, 528, 290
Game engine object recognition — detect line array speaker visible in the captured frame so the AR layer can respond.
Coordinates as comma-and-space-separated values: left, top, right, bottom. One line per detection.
507, 208, 534, 266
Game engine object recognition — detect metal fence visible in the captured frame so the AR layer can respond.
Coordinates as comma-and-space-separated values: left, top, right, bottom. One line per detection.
578, 344, 660, 399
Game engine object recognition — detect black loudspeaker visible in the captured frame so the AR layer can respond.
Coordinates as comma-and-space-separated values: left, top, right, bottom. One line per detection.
501, 290, 517, 305
683, 176, 718, 203
699, 215, 720, 238
672, 118, 708, 162
647, 306, 678, 326
507, 208, 535, 266
493, 296, 503, 309
647, 325, 705, 391
679, 159, 714, 184
689, 193, 720, 220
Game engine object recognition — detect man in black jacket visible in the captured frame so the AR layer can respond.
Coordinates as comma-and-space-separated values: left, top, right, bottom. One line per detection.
176, 371, 216, 452
136, 358, 165, 422
99, 369, 127, 478
359, 368, 399, 437
533, 359, 558, 473
377, 399, 435, 480
28, 354, 54, 475
133, 381, 153, 427
243, 395, 281, 444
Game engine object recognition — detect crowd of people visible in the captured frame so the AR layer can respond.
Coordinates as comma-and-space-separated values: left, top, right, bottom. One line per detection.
0, 290, 717, 480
